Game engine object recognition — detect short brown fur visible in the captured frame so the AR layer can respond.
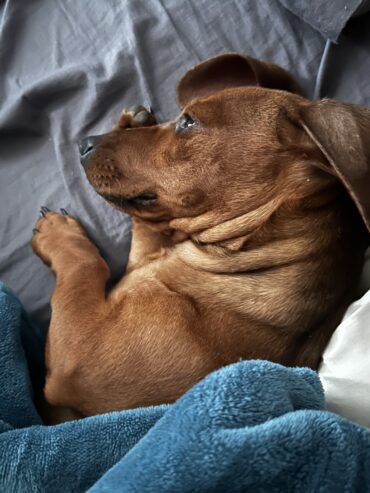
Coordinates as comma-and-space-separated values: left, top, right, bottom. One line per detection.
32, 54, 370, 420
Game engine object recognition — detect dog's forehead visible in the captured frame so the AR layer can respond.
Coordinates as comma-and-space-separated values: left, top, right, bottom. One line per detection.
186, 86, 296, 120
180, 88, 301, 134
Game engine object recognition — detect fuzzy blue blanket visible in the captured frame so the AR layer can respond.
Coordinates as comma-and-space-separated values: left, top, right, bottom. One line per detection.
1, 282, 370, 492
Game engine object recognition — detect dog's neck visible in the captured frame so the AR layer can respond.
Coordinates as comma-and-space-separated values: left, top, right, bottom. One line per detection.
127, 185, 344, 274
169, 197, 282, 241
126, 217, 188, 271
127, 199, 280, 266
172, 188, 348, 274
189, 200, 282, 246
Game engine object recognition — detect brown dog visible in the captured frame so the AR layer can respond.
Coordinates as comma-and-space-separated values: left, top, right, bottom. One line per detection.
32, 54, 370, 418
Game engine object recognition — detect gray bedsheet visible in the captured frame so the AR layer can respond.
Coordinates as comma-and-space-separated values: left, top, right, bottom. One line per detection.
1, 0, 369, 332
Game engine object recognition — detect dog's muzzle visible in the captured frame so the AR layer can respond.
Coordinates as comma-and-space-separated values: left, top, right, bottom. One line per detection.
78, 135, 101, 166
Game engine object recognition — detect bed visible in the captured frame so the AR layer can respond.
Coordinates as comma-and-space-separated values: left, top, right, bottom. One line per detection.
1, 0, 370, 490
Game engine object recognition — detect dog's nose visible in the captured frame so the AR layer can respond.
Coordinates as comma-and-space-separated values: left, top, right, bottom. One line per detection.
78, 135, 101, 164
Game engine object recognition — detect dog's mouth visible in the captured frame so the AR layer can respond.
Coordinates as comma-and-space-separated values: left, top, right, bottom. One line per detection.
98, 191, 158, 208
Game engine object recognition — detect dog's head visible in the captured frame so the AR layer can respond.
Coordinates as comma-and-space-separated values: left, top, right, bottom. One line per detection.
80, 53, 370, 236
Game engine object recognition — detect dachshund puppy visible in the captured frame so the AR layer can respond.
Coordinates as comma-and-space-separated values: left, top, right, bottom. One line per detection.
33, 54, 370, 417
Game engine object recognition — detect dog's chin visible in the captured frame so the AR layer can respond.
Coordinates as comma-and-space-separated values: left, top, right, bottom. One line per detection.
97, 191, 158, 208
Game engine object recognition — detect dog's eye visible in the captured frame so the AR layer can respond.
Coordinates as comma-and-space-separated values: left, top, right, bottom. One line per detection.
175, 113, 196, 133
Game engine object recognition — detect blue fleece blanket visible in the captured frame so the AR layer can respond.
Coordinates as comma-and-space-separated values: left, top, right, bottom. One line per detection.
1, 282, 370, 493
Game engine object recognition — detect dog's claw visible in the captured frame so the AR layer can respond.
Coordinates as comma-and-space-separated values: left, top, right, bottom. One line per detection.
60, 208, 68, 215
40, 206, 50, 217
32, 228, 39, 235
134, 110, 149, 125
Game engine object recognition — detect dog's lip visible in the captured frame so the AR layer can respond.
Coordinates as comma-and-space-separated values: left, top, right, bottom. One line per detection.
98, 191, 157, 207
79, 148, 95, 166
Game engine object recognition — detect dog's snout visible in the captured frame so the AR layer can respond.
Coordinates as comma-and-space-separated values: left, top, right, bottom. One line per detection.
78, 135, 101, 165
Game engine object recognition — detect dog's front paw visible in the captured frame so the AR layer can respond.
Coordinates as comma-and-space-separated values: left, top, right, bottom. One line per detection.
32, 208, 98, 268
117, 105, 157, 129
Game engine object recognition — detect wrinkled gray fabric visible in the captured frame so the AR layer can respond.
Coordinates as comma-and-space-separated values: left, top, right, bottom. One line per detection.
0, 0, 369, 333
279, 0, 362, 42
318, 15, 370, 106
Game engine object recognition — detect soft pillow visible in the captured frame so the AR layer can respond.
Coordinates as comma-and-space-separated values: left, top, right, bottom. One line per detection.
319, 258, 370, 428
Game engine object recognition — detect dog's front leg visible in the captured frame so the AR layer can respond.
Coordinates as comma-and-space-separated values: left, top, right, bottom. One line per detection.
32, 208, 110, 307
32, 209, 218, 417
32, 209, 111, 411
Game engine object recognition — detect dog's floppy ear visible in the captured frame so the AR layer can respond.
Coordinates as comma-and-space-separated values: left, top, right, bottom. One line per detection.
299, 100, 370, 232
177, 53, 300, 107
